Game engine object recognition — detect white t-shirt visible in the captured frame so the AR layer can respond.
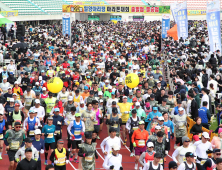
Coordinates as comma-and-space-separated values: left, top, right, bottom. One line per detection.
103, 154, 122, 170
193, 140, 212, 163
100, 136, 121, 157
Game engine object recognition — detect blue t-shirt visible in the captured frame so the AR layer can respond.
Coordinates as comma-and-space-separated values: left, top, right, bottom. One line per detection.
42, 124, 56, 143
31, 138, 45, 161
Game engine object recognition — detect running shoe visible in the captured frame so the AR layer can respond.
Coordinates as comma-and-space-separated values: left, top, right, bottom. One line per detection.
0, 155, 2, 160
130, 152, 135, 157
45, 160, 48, 165
134, 163, 138, 170
69, 157, 73, 162
96, 136, 100, 140
74, 158, 79, 163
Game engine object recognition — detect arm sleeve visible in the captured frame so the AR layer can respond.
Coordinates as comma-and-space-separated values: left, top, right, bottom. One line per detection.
139, 152, 146, 166
49, 150, 55, 163
78, 148, 85, 157
170, 121, 174, 133
102, 156, 110, 170
207, 110, 211, 121
126, 118, 131, 131
95, 150, 98, 159
131, 131, 136, 143
34, 149, 39, 160
172, 149, 179, 163
100, 137, 107, 153
66, 149, 70, 159
202, 159, 212, 170
4, 131, 9, 146
23, 118, 27, 130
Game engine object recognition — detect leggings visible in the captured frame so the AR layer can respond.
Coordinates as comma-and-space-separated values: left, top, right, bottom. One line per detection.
129, 133, 133, 153
67, 131, 71, 149
54, 165, 66, 170
175, 137, 182, 146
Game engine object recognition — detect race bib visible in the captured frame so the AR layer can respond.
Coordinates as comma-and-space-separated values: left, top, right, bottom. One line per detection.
55, 130, 60, 135
183, 157, 186, 162
57, 157, 65, 164
138, 140, 145, 146
11, 141, 19, 149
179, 125, 185, 129
85, 155, 93, 162
113, 124, 118, 128
133, 127, 138, 130
47, 133, 53, 138
201, 160, 206, 165
159, 159, 163, 164
0, 134, 3, 139
167, 127, 170, 132
29, 130, 35, 136
7, 97, 10, 101
74, 131, 81, 135
94, 121, 98, 125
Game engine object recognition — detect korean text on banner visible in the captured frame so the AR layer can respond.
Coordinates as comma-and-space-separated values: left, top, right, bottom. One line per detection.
175, 1, 188, 40
162, 14, 170, 38
206, 0, 221, 52
62, 13, 71, 37
170, 2, 178, 23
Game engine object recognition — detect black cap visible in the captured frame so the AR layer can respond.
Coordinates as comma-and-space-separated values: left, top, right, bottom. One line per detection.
90, 90, 94, 95
85, 132, 92, 139
213, 149, 221, 153
125, 70, 128, 73
193, 82, 197, 86
75, 90, 79, 93
62, 73, 66, 77
109, 127, 117, 133
112, 101, 116, 105
27, 87, 31, 92
25, 148, 32, 153
25, 137, 32, 143
28, 84, 32, 87
177, 100, 182, 104
48, 92, 53, 95
150, 94, 155, 98
112, 107, 118, 114
168, 91, 173, 95
162, 98, 167, 102
132, 109, 137, 114
168, 161, 178, 169
154, 153, 162, 158
25, 72, 29, 75
14, 121, 21, 126
185, 152, 195, 157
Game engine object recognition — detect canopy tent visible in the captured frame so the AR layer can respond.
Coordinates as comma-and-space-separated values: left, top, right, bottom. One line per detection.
0, 14, 14, 26
167, 24, 178, 41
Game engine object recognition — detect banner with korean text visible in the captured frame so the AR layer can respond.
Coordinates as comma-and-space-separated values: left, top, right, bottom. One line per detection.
207, 0, 221, 52
62, 5, 170, 13
162, 14, 170, 38
62, 13, 71, 37
170, 2, 178, 23
175, 1, 188, 40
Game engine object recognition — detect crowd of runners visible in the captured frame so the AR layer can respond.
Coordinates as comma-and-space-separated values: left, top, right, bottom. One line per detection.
0, 20, 222, 170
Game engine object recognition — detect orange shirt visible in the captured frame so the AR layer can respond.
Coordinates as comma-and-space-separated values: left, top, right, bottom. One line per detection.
81, 92, 89, 100
150, 125, 168, 137
131, 128, 149, 148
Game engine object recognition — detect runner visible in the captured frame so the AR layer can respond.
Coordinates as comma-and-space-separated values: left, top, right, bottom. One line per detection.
126, 109, 140, 157
100, 127, 121, 158
67, 113, 85, 163
45, 92, 56, 122
131, 120, 149, 170
92, 100, 102, 139
177, 152, 196, 170
139, 142, 155, 167
202, 149, 221, 170
142, 153, 163, 170
0, 112, 6, 160
4, 121, 26, 170
78, 132, 98, 170
102, 144, 123, 170
49, 139, 69, 170
41, 117, 56, 165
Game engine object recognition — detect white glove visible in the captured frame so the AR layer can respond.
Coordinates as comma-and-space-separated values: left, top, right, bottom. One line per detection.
66, 160, 69, 164
34, 126, 38, 129
54, 160, 58, 164
124, 111, 128, 114
40, 149, 44, 154
165, 150, 168, 155
166, 138, 169, 142
57, 121, 61, 125
39, 124, 42, 127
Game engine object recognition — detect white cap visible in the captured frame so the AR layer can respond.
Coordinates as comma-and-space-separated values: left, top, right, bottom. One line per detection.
14, 81, 18, 84
123, 96, 127, 99
35, 82, 39, 85
8, 87, 12, 89
10, 98, 14, 102
108, 85, 112, 89
178, 107, 183, 111
98, 91, 103, 95
68, 96, 73, 101
39, 76, 42, 80
3, 78, 7, 80
35, 99, 40, 104
119, 78, 123, 82
99, 99, 103, 103
42, 87, 46, 91
202, 132, 210, 138
108, 58, 111, 61
34, 129, 41, 135
105, 80, 109, 83
80, 100, 84, 104
157, 81, 161, 84
13, 93, 17, 96
155, 125, 161, 130
147, 142, 154, 147
112, 144, 120, 151
135, 102, 140, 106
158, 116, 164, 121
98, 71, 102, 74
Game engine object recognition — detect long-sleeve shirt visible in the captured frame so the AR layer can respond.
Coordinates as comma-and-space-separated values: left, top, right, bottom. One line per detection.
193, 140, 212, 163
102, 153, 122, 170
15, 158, 38, 170
100, 136, 121, 155
126, 116, 141, 131
139, 151, 155, 166
29, 106, 45, 120
31, 138, 45, 161
15, 145, 39, 161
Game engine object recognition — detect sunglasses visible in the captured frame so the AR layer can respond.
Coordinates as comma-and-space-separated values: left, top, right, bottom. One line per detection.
172, 166, 178, 169
185, 141, 190, 142
15, 126, 21, 128
148, 147, 154, 148
216, 153, 221, 155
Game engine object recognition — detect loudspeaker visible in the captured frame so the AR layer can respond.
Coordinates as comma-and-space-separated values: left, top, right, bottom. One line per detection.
17, 25, 25, 36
